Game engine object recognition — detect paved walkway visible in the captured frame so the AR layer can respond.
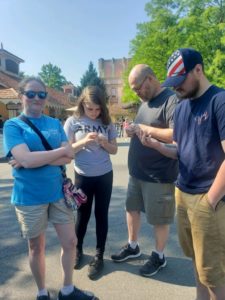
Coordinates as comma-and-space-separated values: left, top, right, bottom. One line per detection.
0, 139, 196, 300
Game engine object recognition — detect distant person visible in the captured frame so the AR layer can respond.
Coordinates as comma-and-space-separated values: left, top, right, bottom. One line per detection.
114, 120, 121, 137
123, 117, 130, 139
3, 77, 97, 300
119, 117, 125, 137
142, 48, 225, 300
64, 86, 117, 280
0, 115, 3, 129
111, 64, 178, 277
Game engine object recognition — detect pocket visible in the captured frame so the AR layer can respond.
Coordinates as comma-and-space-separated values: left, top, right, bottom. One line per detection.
201, 194, 214, 212
215, 199, 225, 212
201, 194, 225, 213
156, 194, 175, 217
192, 194, 214, 230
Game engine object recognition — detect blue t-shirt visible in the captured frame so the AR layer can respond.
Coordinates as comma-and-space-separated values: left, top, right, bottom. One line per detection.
3, 114, 68, 205
64, 116, 117, 176
174, 85, 225, 194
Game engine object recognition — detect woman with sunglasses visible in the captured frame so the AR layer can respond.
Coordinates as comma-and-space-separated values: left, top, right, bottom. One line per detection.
3, 77, 97, 300
64, 86, 118, 280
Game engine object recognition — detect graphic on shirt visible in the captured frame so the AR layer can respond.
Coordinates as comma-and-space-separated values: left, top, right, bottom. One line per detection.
64, 116, 117, 177
75, 124, 108, 134
194, 111, 208, 125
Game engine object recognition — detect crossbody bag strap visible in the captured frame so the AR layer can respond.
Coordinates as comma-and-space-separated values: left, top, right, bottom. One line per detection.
19, 115, 66, 175
19, 114, 53, 150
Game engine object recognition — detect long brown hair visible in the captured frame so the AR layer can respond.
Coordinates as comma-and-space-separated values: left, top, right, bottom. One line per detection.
75, 86, 111, 125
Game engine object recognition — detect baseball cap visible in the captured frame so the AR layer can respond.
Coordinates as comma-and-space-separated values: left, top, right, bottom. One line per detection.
162, 48, 203, 87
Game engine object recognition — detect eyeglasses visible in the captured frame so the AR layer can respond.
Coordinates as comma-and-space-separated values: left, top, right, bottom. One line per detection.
22, 90, 48, 100
132, 77, 147, 93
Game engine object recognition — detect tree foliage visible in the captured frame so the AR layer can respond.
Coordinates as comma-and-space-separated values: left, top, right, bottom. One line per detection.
19, 71, 30, 79
78, 62, 107, 96
122, 0, 225, 102
39, 63, 68, 91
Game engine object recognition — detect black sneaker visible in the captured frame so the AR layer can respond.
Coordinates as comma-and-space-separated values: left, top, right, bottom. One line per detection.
88, 255, 104, 280
74, 248, 83, 269
36, 292, 50, 300
111, 243, 141, 262
140, 251, 167, 277
57, 286, 97, 300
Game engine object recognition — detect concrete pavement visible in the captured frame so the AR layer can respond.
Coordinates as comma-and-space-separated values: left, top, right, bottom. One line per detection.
0, 139, 196, 300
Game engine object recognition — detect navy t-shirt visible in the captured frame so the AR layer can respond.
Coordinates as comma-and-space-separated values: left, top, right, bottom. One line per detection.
174, 85, 225, 194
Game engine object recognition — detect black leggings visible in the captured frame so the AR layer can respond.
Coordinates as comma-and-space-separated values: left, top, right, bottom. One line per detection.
74, 170, 113, 255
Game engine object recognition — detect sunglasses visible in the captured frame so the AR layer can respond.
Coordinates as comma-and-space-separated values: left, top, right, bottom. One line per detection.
22, 90, 48, 100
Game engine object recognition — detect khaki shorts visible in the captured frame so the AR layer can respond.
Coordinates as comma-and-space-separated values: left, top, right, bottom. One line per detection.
126, 176, 175, 225
175, 187, 225, 287
15, 199, 75, 239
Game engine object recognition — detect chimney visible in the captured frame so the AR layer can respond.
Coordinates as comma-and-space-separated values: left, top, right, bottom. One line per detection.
62, 84, 75, 95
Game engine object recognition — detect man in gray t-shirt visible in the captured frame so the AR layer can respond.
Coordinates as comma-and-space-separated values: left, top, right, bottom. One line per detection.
111, 64, 178, 277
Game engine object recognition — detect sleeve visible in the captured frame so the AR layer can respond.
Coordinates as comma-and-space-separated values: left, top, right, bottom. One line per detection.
214, 93, 225, 141
57, 119, 68, 144
63, 116, 76, 142
3, 119, 25, 157
173, 105, 181, 143
165, 94, 179, 128
108, 123, 118, 140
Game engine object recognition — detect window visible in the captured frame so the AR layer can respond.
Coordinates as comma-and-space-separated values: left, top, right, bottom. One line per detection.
5, 59, 19, 74
111, 88, 116, 96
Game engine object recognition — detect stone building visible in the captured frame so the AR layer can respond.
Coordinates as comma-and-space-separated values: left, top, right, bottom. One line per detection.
98, 57, 131, 119
0, 44, 75, 122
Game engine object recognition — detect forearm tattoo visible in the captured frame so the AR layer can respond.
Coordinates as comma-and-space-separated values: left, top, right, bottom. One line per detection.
164, 143, 178, 158
164, 144, 177, 150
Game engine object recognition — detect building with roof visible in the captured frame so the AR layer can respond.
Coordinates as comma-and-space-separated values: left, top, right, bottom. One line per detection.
98, 57, 132, 119
0, 44, 76, 122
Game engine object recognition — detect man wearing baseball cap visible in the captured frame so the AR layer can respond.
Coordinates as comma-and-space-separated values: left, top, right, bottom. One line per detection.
141, 48, 225, 299
162, 48, 203, 88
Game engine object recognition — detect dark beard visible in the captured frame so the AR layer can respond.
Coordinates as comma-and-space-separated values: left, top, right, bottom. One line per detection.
175, 81, 200, 100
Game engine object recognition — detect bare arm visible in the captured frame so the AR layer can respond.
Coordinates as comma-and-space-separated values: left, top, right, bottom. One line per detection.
71, 132, 98, 153
207, 140, 225, 209
140, 131, 178, 159
11, 143, 74, 168
9, 142, 72, 168
49, 157, 72, 165
49, 142, 72, 165
98, 137, 117, 154
137, 124, 173, 143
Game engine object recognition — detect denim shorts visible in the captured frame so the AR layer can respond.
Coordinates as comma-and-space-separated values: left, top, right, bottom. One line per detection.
126, 176, 175, 225
175, 187, 225, 287
15, 199, 75, 239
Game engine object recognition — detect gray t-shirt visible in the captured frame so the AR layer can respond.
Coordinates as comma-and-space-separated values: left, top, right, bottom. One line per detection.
128, 88, 178, 183
64, 116, 117, 176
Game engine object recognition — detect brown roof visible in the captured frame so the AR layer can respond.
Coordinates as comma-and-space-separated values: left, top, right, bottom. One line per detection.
0, 71, 74, 108
0, 88, 18, 99
46, 86, 70, 107
0, 71, 20, 89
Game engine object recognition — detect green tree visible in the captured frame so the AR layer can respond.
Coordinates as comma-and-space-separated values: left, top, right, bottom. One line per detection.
78, 62, 107, 96
39, 63, 67, 91
122, 0, 180, 102
122, 0, 225, 102
19, 71, 26, 79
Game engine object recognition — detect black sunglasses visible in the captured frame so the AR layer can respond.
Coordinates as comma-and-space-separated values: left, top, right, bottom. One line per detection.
22, 90, 48, 100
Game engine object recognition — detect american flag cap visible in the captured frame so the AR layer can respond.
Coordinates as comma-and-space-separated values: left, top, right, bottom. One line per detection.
162, 48, 203, 87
